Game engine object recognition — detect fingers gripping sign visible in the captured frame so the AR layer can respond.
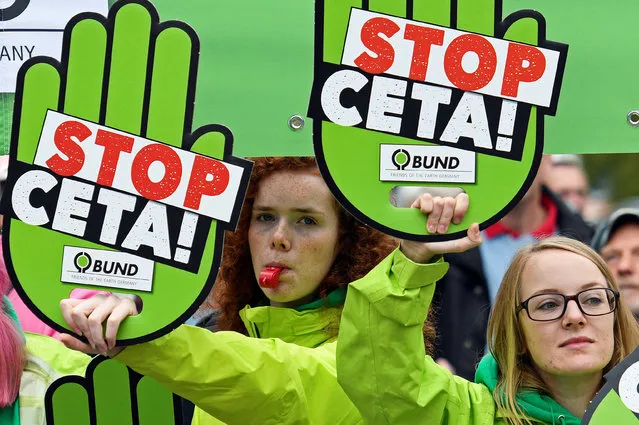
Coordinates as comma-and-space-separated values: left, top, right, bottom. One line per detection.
401, 192, 483, 264
410, 192, 470, 235
60, 294, 137, 353
0, 0, 252, 342
309, 0, 568, 241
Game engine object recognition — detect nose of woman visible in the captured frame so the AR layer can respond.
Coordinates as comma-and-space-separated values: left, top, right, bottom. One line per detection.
562, 299, 586, 328
270, 219, 292, 251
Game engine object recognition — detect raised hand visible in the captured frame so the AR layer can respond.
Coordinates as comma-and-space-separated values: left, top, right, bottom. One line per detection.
59, 293, 137, 354
400, 192, 482, 263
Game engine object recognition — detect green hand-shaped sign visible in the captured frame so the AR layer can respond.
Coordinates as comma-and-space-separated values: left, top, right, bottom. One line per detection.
46, 355, 183, 425
1, 0, 251, 342
308, 0, 567, 241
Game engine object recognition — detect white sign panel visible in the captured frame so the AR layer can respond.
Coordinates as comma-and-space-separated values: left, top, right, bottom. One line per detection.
342, 8, 561, 108
34, 111, 245, 223
380, 144, 476, 183
61, 245, 154, 292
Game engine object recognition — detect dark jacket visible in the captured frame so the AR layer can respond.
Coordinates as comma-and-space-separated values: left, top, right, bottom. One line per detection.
432, 187, 594, 380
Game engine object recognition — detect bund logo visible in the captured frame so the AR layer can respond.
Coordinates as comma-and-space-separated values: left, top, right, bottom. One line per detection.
391, 149, 410, 171
73, 251, 92, 273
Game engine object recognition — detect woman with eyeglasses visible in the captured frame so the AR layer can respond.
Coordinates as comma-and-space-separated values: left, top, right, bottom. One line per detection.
337, 236, 639, 425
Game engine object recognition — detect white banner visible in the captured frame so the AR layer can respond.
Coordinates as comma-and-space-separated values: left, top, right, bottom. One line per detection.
0, 0, 108, 92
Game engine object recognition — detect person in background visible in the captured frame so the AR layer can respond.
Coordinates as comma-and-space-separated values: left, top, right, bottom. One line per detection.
432, 155, 593, 379
592, 208, 639, 320
545, 154, 590, 215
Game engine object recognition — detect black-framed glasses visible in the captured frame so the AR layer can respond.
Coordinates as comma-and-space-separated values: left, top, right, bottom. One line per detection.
517, 288, 620, 322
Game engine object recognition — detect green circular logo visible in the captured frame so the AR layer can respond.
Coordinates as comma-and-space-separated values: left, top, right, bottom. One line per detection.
394, 152, 408, 165
77, 255, 89, 268
73, 252, 91, 273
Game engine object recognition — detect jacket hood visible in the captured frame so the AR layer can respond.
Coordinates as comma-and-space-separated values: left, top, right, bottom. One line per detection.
239, 288, 345, 348
475, 354, 581, 425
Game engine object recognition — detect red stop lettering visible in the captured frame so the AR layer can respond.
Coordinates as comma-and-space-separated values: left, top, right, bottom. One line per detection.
443, 34, 497, 91
354, 17, 400, 75
184, 156, 230, 210
501, 43, 546, 98
94, 129, 134, 187
130, 144, 182, 201
46, 120, 92, 177
403, 24, 444, 81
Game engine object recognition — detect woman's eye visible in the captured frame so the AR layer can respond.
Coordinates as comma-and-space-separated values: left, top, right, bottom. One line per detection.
255, 213, 274, 222
584, 296, 603, 306
537, 301, 560, 311
299, 216, 317, 225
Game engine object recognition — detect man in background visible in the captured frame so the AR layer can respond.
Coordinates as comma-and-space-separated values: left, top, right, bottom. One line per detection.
592, 208, 639, 320
546, 154, 590, 215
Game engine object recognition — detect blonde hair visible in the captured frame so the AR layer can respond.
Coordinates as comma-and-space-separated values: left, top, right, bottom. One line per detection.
487, 236, 639, 425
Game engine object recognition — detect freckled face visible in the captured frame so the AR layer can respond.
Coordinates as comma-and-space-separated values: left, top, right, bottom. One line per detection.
519, 250, 615, 377
248, 170, 340, 307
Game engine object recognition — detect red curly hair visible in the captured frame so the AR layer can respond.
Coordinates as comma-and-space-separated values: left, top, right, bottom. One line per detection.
210, 157, 436, 352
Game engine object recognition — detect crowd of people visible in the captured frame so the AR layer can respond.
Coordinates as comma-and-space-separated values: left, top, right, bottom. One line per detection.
2, 152, 639, 425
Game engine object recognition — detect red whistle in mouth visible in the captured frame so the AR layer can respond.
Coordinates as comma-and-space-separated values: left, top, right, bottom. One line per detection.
259, 266, 284, 288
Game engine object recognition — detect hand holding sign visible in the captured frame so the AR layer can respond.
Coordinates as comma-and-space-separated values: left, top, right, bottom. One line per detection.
308, 0, 566, 241
399, 192, 484, 264
1, 0, 251, 343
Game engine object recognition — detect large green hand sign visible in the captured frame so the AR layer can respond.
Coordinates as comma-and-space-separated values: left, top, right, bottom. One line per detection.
1, 0, 251, 342
46, 355, 182, 425
582, 347, 639, 425
308, 0, 567, 240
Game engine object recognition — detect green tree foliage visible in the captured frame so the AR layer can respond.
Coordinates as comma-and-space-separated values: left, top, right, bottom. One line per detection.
584, 153, 639, 204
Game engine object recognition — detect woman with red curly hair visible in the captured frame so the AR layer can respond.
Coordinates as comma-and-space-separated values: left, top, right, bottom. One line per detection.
58, 157, 471, 425
212, 157, 397, 335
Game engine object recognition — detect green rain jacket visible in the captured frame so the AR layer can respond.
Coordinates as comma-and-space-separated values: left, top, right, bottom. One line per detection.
19, 333, 91, 424
336, 249, 581, 425
116, 286, 367, 424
